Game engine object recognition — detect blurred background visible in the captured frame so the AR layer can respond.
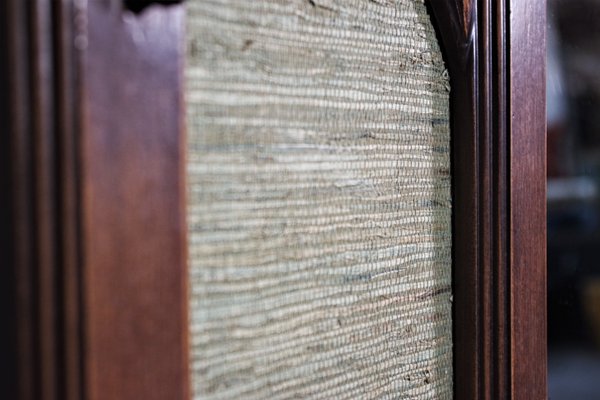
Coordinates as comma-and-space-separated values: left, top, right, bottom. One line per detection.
547, 0, 600, 398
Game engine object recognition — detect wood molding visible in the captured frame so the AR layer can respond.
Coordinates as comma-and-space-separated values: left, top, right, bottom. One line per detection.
2, 0, 546, 399
509, 1, 547, 398
1, 1, 84, 399
429, 0, 547, 398
82, 2, 188, 400
2, 1, 189, 399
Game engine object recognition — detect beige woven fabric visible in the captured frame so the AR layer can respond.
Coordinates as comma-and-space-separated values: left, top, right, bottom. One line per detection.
186, 0, 452, 398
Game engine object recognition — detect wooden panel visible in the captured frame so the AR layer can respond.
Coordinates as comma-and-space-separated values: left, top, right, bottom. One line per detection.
509, 1, 547, 398
1, 0, 546, 398
82, 2, 188, 400
429, 0, 546, 398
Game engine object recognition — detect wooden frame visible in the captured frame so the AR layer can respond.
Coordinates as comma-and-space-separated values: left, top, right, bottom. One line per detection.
1, 0, 545, 399
429, 1, 547, 399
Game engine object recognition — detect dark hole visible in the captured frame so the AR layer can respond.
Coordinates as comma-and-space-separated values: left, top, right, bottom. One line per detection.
123, 0, 182, 14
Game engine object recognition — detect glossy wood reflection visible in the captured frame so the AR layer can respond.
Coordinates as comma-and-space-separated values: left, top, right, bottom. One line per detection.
430, 0, 546, 399
1, 0, 546, 399
82, 2, 188, 400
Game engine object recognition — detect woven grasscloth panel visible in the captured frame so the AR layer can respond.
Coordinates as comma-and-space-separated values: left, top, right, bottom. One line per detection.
186, 0, 452, 398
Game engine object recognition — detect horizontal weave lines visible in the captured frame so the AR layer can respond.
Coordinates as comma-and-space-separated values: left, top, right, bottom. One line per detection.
186, 0, 452, 399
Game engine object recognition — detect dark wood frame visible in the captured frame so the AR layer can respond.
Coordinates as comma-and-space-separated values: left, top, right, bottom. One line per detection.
429, 1, 547, 399
1, 0, 545, 399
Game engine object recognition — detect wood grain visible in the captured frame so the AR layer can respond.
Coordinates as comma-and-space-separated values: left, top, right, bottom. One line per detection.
1, 0, 546, 399
509, 0, 547, 398
82, 2, 188, 399
429, 0, 546, 398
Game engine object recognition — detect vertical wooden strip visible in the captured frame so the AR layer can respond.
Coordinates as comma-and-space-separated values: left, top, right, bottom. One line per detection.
509, 0, 547, 399
428, 2, 479, 399
493, 1, 510, 398
430, 1, 547, 398
82, 2, 188, 399
4, 1, 37, 398
54, 0, 84, 398
30, 0, 59, 398
0, 3, 20, 397
479, 1, 494, 398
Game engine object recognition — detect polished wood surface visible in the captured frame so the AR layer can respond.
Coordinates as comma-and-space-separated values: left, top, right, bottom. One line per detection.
1, 1, 76, 399
509, 1, 547, 398
1, 1, 36, 398
82, 2, 188, 400
429, 0, 547, 399
1, 1, 188, 399
54, 2, 85, 399
1, 0, 546, 399
429, 1, 480, 397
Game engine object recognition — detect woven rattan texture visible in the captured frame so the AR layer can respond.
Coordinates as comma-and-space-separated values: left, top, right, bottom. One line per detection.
186, 0, 452, 398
